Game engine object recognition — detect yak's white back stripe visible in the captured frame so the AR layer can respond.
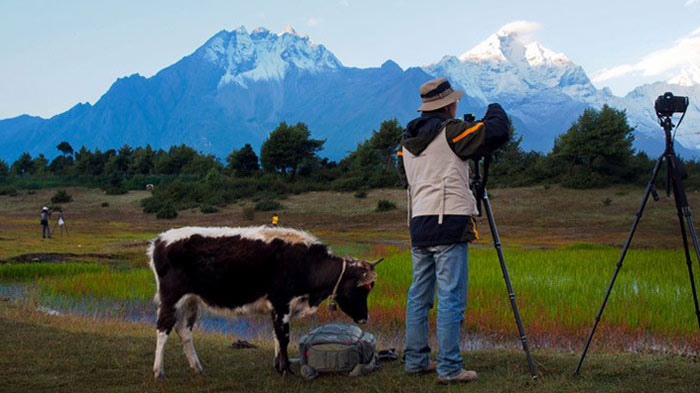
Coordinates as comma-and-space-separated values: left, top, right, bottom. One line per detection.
156, 226, 320, 248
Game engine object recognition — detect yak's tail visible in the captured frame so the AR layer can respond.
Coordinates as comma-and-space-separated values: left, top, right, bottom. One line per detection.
147, 239, 160, 304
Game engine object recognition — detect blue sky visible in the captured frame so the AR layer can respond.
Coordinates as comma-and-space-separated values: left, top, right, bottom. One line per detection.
1, 0, 699, 119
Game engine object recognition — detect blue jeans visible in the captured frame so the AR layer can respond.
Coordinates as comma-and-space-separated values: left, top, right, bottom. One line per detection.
405, 243, 468, 377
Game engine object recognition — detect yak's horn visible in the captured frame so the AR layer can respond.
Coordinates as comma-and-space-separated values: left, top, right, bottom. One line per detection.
369, 258, 384, 268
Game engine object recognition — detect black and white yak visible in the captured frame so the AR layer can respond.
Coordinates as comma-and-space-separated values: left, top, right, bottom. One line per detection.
148, 226, 382, 378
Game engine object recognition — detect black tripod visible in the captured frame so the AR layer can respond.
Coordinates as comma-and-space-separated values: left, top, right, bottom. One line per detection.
472, 156, 538, 379
574, 114, 700, 374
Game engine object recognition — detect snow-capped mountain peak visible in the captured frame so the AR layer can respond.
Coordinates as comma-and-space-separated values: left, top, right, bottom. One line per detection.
459, 31, 571, 68
279, 25, 299, 37
524, 41, 570, 67
430, 30, 597, 104
668, 65, 700, 87
251, 27, 269, 35
459, 33, 508, 62
197, 26, 341, 88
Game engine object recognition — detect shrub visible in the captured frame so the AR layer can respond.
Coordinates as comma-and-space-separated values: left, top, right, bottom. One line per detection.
27, 190, 36, 195
0, 186, 18, 197
101, 202, 110, 207
354, 190, 368, 199
105, 186, 128, 195
242, 207, 255, 221
51, 189, 72, 203
602, 198, 612, 206
561, 167, 606, 189
156, 204, 178, 219
103, 172, 128, 195
140, 196, 164, 213
254, 199, 283, 211
331, 176, 365, 192
376, 199, 397, 212
200, 204, 219, 214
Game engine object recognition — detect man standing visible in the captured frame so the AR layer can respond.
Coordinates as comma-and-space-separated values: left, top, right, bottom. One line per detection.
398, 77, 509, 384
40, 207, 51, 239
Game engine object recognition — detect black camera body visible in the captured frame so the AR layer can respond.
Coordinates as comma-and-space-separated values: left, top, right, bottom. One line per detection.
655, 92, 689, 117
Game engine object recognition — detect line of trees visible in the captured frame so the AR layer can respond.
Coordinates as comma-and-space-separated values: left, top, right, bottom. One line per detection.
2, 105, 699, 212
5, 144, 221, 179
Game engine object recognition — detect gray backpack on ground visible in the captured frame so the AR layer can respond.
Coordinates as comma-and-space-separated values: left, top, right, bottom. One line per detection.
298, 323, 377, 380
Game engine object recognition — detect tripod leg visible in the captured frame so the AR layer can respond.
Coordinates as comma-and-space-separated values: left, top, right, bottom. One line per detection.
676, 207, 700, 331
574, 155, 664, 375
668, 159, 700, 331
482, 190, 538, 379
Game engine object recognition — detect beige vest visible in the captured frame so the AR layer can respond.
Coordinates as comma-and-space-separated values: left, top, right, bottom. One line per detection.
402, 128, 478, 224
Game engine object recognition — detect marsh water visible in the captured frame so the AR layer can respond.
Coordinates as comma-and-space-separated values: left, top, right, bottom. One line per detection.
2, 283, 695, 356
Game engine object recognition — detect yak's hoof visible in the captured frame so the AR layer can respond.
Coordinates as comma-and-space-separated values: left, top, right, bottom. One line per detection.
281, 367, 295, 377
193, 367, 206, 376
154, 371, 167, 380
275, 363, 295, 376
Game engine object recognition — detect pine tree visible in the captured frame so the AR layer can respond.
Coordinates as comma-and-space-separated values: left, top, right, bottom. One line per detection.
368, 119, 402, 172
226, 144, 260, 177
260, 122, 324, 180
11, 153, 36, 176
548, 105, 636, 188
56, 141, 74, 156
0, 158, 8, 178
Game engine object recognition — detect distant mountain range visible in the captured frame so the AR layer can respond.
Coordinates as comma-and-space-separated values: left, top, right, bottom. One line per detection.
1, 25, 699, 163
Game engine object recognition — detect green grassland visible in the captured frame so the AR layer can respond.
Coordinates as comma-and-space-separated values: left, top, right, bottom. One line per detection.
1, 304, 699, 393
1, 186, 700, 392
13, 246, 700, 352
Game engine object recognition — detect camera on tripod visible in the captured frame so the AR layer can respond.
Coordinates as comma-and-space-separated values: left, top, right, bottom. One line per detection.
576, 90, 700, 375
655, 92, 689, 117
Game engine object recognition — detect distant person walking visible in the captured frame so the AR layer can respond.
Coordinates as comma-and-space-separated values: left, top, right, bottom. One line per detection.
398, 77, 509, 384
40, 207, 51, 239
271, 213, 279, 227
53, 208, 68, 237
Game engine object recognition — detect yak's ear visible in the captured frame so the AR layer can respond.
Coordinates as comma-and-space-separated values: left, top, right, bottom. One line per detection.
356, 270, 377, 287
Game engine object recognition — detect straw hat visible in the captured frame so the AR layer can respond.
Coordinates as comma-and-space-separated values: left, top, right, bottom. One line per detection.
42, 207, 48, 211
417, 77, 464, 111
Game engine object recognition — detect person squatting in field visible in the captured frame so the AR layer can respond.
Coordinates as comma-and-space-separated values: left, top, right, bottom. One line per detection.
397, 77, 509, 385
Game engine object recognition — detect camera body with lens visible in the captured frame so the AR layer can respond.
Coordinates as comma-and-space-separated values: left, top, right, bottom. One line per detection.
655, 92, 689, 117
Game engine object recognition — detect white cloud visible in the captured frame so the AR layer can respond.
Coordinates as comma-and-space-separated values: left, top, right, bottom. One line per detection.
592, 26, 700, 83
307, 17, 321, 27
685, 0, 699, 6
497, 21, 542, 44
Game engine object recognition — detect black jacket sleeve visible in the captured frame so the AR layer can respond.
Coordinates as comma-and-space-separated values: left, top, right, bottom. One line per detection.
445, 103, 510, 160
482, 103, 510, 151
396, 150, 407, 188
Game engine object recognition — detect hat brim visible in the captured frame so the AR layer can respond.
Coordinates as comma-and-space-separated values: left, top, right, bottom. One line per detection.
417, 90, 464, 112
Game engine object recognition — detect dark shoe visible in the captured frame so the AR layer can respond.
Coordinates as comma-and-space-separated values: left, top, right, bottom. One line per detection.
406, 360, 437, 375
437, 369, 478, 385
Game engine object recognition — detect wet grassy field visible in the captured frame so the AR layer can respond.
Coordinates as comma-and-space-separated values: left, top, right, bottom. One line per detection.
1, 185, 700, 392
2, 303, 699, 393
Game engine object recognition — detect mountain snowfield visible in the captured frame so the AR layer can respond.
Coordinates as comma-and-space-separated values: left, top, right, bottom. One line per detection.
669, 65, 700, 87
203, 26, 342, 88
424, 28, 699, 156
0, 25, 698, 162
